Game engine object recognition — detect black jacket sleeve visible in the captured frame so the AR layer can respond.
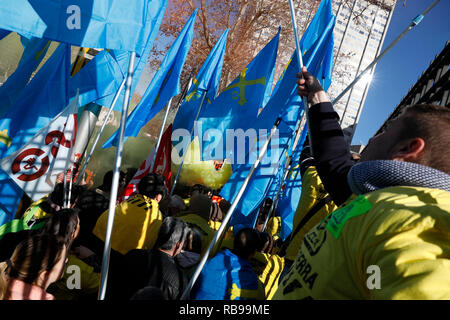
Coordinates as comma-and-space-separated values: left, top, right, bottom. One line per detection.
308, 102, 355, 205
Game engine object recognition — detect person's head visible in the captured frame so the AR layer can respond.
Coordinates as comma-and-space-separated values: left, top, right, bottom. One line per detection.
361, 104, 450, 174
137, 173, 168, 202
47, 183, 85, 210
233, 228, 260, 260
130, 286, 166, 300
154, 217, 188, 257
41, 208, 80, 249
159, 195, 186, 217
190, 184, 212, 198
189, 194, 213, 221
257, 231, 274, 254
100, 170, 126, 193
0, 234, 67, 299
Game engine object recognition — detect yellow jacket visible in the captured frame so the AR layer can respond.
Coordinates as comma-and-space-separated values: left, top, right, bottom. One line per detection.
93, 194, 163, 255
50, 254, 100, 300
274, 186, 450, 300
285, 167, 338, 262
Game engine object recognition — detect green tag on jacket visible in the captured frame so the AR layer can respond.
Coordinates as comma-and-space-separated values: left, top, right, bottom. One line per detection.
326, 195, 373, 239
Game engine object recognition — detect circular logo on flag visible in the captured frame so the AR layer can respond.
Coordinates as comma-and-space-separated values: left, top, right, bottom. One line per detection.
11, 148, 50, 181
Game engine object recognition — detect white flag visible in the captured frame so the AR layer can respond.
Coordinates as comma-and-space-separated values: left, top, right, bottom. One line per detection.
0, 95, 79, 201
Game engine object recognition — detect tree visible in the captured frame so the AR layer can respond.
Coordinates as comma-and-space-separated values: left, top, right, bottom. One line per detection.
151, 0, 320, 101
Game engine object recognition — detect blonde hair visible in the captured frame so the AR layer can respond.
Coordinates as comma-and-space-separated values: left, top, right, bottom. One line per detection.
0, 234, 66, 299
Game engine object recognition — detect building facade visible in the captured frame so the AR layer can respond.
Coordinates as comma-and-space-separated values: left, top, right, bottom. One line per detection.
328, 0, 396, 143
374, 40, 450, 135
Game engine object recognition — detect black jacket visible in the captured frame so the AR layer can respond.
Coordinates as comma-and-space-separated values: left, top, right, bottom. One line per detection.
309, 102, 356, 206
110, 248, 188, 300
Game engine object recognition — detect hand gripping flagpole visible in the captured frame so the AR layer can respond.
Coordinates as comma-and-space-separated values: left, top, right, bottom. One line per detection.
180, 117, 282, 300
98, 51, 136, 300
76, 78, 127, 185
170, 90, 207, 196
288, 0, 314, 158
332, 0, 441, 105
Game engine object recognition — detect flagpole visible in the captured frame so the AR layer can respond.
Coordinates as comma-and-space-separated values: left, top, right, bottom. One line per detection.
180, 117, 282, 300
98, 51, 136, 300
288, 0, 314, 158
170, 90, 207, 196
150, 98, 173, 173
75, 78, 126, 185
332, 0, 440, 105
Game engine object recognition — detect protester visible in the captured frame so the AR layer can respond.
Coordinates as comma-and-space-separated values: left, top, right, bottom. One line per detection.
42, 208, 101, 300
191, 228, 265, 300
0, 234, 67, 300
176, 226, 203, 277
92, 173, 167, 256
0, 184, 84, 261
177, 194, 218, 255
273, 67, 450, 300
76, 170, 126, 247
108, 217, 189, 300
279, 138, 339, 281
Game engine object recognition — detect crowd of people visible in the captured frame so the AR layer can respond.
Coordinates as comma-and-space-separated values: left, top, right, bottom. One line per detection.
0, 67, 449, 300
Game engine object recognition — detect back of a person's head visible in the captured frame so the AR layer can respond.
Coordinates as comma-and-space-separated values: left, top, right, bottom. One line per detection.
190, 184, 212, 197
130, 286, 166, 300
257, 231, 274, 254
137, 173, 168, 200
100, 170, 126, 191
0, 234, 66, 299
154, 216, 187, 251
233, 228, 260, 260
189, 194, 212, 221
41, 208, 79, 248
401, 104, 450, 174
49, 183, 85, 209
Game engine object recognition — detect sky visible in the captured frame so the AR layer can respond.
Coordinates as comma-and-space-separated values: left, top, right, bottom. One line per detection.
351, 0, 450, 145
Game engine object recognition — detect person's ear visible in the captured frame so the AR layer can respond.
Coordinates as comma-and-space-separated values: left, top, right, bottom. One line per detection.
391, 138, 425, 162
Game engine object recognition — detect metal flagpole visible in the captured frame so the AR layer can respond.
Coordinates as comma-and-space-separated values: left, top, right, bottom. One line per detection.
76, 78, 127, 184
98, 51, 136, 300
288, 0, 314, 158
170, 90, 207, 196
150, 98, 173, 173
332, 0, 441, 105
180, 117, 282, 300
262, 113, 306, 231
149, 77, 193, 175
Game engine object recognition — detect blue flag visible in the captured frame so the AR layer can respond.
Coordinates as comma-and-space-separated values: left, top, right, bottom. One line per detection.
0, 0, 162, 53
0, 43, 71, 159
96, 0, 169, 110
172, 29, 228, 156
0, 43, 71, 225
0, 37, 52, 117
220, 0, 336, 225
69, 50, 126, 109
0, 30, 10, 41
275, 127, 308, 241
102, 9, 197, 149
197, 29, 280, 163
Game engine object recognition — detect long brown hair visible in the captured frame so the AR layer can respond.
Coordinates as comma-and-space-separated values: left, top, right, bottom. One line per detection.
0, 234, 66, 299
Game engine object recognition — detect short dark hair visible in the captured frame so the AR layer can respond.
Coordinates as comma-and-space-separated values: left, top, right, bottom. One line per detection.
100, 170, 126, 192
233, 228, 260, 259
137, 173, 168, 199
154, 217, 187, 251
49, 183, 85, 207
400, 104, 450, 174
